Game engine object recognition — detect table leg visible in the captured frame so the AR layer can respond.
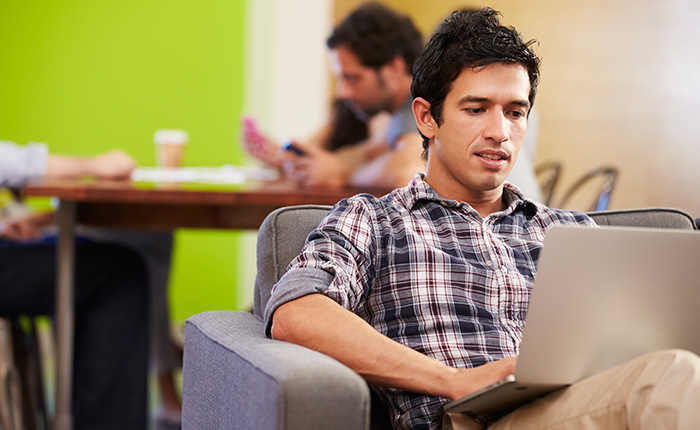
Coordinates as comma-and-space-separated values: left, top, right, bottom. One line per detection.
54, 201, 75, 430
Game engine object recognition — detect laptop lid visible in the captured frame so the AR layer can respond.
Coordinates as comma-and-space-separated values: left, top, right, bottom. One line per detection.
515, 224, 700, 385
443, 225, 700, 415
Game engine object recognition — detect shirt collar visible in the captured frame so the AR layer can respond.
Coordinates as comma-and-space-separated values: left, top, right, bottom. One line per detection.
400, 173, 539, 218
502, 182, 539, 218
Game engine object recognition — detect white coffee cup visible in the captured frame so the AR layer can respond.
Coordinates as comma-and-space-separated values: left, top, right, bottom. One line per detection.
153, 129, 189, 168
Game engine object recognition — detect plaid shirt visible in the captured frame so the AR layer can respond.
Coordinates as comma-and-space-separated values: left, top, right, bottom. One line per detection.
265, 174, 595, 430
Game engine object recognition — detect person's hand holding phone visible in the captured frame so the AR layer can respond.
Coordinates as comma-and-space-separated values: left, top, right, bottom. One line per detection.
281, 140, 308, 157
240, 116, 285, 167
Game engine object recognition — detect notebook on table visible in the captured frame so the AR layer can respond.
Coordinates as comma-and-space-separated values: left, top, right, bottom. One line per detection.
442, 224, 700, 416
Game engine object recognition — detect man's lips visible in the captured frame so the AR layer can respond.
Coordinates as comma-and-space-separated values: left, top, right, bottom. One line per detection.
477, 153, 507, 160
475, 150, 510, 168
475, 150, 510, 161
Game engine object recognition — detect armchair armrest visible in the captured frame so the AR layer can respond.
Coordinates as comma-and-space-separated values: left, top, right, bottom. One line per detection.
182, 311, 372, 430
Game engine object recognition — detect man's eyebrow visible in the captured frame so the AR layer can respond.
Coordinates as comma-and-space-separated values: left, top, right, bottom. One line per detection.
457, 96, 489, 104
457, 96, 530, 109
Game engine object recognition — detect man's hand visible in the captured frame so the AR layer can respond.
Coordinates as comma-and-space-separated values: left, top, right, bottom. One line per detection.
283, 148, 352, 188
90, 149, 137, 179
444, 356, 518, 401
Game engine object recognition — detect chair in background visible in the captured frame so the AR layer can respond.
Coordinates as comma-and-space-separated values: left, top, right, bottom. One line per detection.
557, 166, 618, 212
535, 161, 563, 206
181, 205, 696, 430
0, 317, 49, 430
0, 318, 23, 430
11, 317, 49, 430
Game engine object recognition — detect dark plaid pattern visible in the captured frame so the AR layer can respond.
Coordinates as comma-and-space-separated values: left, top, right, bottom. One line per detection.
269, 175, 595, 429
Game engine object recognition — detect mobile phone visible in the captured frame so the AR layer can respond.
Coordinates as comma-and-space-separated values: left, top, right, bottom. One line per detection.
242, 116, 263, 141
282, 140, 307, 156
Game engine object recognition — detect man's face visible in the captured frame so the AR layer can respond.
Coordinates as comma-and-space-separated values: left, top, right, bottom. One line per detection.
329, 46, 395, 118
424, 63, 530, 202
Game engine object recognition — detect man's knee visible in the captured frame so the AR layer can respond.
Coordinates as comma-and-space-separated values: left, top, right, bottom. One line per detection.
668, 349, 700, 366
644, 349, 700, 373
627, 349, 700, 429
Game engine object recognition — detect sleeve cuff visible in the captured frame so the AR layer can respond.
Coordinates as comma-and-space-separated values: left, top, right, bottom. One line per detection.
263, 267, 335, 337
0, 141, 49, 188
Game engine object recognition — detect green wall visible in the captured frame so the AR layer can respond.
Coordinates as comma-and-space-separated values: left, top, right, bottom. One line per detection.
0, 0, 249, 321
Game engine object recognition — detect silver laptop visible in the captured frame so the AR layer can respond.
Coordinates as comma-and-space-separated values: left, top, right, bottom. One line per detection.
443, 224, 700, 416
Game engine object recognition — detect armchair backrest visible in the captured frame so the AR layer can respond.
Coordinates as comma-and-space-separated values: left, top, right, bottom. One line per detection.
587, 207, 697, 230
253, 205, 697, 317
253, 205, 333, 317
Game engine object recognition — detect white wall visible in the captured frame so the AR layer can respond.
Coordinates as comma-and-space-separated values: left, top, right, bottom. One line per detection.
244, 0, 332, 138
237, 0, 332, 309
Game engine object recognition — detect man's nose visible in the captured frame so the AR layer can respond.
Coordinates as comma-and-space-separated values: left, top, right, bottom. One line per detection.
483, 111, 509, 143
335, 80, 353, 100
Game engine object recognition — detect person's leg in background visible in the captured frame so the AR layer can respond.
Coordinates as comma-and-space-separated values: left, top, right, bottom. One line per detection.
79, 228, 183, 428
136, 231, 183, 429
0, 241, 150, 430
71, 244, 149, 429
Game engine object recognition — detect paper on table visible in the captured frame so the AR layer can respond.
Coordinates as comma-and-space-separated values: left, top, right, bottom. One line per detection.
130, 165, 279, 184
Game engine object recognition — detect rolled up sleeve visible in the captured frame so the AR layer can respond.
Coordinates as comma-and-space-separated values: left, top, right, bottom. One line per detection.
263, 197, 379, 338
263, 267, 335, 337
0, 141, 49, 187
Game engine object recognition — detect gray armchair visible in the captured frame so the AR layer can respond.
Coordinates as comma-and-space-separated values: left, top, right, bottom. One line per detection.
182, 205, 697, 430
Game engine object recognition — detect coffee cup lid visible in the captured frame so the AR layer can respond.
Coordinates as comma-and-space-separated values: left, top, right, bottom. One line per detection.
154, 129, 189, 145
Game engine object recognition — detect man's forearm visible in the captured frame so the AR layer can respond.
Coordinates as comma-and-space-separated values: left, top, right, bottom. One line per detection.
45, 155, 94, 179
348, 135, 425, 189
271, 293, 459, 398
334, 138, 387, 168
45, 150, 135, 180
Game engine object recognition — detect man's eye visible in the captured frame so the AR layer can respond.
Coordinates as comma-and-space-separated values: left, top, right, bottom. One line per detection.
464, 108, 483, 114
509, 111, 525, 118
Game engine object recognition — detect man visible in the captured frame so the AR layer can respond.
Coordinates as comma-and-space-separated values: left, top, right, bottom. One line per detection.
0, 140, 150, 429
283, 2, 425, 189
264, 8, 700, 430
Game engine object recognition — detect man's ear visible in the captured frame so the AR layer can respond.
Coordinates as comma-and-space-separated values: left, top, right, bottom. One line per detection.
412, 97, 435, 140
379, 56, 408, 84
388, 56, 408, 76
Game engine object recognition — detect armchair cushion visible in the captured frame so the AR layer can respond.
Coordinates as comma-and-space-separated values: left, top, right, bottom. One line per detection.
183, 310, 371, 430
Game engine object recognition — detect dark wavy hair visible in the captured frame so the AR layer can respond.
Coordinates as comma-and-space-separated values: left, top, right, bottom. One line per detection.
411, 8, 541, 152
327, 2, 423, 73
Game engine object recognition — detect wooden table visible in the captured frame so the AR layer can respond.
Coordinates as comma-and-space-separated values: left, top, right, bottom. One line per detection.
25, 177, 391, 430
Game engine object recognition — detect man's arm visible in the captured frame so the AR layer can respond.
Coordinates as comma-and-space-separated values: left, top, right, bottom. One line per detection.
281, 126, 389, 188
1, 141, 136, 187
332, 136, 388, 167
271, 293, 516, 401
347, 132, 425, 189
286, 132, 425, 189
45, 149, 136, 180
